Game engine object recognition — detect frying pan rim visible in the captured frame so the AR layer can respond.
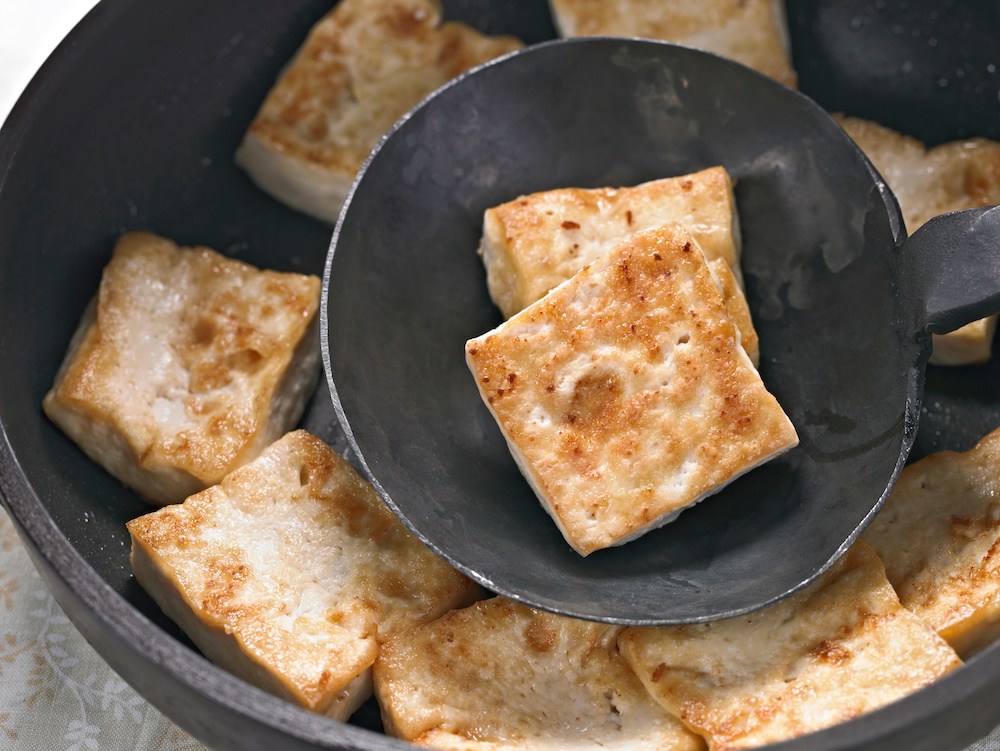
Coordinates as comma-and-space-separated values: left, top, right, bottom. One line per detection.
0, 5, 993, 751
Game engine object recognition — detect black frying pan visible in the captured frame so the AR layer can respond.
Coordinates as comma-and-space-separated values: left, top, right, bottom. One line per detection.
2, 1, 1000, 750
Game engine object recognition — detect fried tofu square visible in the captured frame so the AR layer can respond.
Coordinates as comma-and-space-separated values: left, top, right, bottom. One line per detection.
127, 430, 481, 720
235, 0, 523, 223
546, 0, 797, 88
836, 114, 1000, 365
478, 167, 759, 364
374, 596, 705, 751
706, 256, 760, 368
479, 168, 741, 313
619, 542, 962, 751
863, 426, 1000, 658
43, 232, 322, 506
466, 224, 797, 555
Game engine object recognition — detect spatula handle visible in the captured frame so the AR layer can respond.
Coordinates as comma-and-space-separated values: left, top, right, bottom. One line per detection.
905, 204, 1000, 334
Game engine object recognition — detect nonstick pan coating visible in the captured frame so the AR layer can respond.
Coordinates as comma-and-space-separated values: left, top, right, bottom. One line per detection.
2, 1, 1000, 750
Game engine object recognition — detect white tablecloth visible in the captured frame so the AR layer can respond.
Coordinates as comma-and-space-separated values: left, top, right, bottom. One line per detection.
0, 0, 101, 123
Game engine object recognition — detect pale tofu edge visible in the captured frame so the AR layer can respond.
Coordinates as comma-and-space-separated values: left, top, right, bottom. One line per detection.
835, 114, 1000, 365
43, 288, 323, 507
235, 134, 353, 225
373, 597, 706, 751
43, 298, 208, 505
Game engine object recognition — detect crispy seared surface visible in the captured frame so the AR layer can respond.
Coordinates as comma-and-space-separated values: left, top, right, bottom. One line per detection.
546, 0, 797, 87
127, 430, 480, 719
707, 257, 759, 367
479, 168, 742, 319
43, 232, 321, 505
864, 426, 1000, 658
236, 0, 522, 222
836, 114, 1000, 365
619, 542, 962, 750
466, 224, 796, 555
374, 596, 705, 751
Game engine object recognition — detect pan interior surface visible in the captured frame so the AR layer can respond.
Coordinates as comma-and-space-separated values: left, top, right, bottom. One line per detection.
325, 38, 921, 624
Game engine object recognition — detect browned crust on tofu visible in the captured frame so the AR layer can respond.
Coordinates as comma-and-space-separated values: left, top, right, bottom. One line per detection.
835, 114, 1000, 365
127, 430, 481, 719
708, 257, 759, 367
547, 0, 797, 88
619, 542, 962, 750
374, 596, 705, 750
479, 167, 742, 319
235, 0, 523, 222
43, 232, 322, 505
835, 115, 1000, 230
863, 426, 1000, 658
466, 224, 797, 555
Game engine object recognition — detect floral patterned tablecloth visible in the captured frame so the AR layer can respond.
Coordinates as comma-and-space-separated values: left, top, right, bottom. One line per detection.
0, 506, 209, 751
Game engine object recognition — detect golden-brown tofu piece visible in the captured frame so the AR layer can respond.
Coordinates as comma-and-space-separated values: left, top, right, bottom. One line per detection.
236, 0, 523, 223
864, 425, 1000, 658
43, 232, 321, 505
836, 114, 1000, 365
619, 542, 961, 750
479, 168, 741, 317
127, 430, 481, 720
546, 0, 797, 88
374, 596, 706, 751
478, 167, 759, 365
466, 224, 797, 555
